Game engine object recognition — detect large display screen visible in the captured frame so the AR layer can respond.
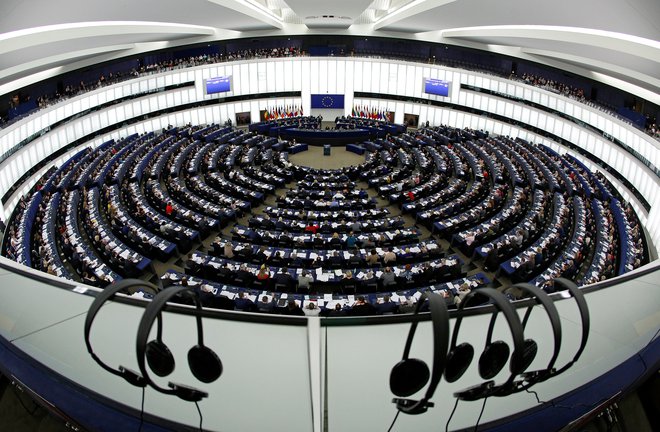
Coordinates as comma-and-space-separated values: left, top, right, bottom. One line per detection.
311, 94, 345, 109
205, 76, 232, 94
423, 78, 450, 97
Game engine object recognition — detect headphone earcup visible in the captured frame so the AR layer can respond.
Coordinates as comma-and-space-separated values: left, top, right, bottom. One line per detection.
478, 340, 509, 379
389, 358, 430, 397
188, 345, 223, 383
518, 339, 538, 373
145, 340, 175, 377
444, 343, 475, 383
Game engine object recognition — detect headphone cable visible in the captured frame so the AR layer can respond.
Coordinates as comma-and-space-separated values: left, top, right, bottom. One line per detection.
474, 397, 488, 431
445, 397, 460, 432
386, 409, 400, 432
195, 400, 204, 432
137, 387, 145, 432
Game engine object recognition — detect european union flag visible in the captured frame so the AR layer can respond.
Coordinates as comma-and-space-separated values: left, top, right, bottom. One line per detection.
311, 94, 345, 109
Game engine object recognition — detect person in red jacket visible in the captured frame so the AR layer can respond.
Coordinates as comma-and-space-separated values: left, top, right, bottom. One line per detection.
165, 202, 173, 216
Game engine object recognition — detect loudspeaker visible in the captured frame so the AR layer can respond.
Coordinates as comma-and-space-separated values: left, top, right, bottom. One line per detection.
136, 286, 223, 402
444, 288, 525, 401
390, 292, 449, 415
84, 279, 158, 388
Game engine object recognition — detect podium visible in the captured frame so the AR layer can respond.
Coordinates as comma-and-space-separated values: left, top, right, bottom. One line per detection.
323, 144, 331, 156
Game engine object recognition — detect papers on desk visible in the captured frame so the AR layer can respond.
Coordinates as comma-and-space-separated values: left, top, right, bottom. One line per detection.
334, 270, 343, 277
220, 290, 236, 299
119, 250, 130, 260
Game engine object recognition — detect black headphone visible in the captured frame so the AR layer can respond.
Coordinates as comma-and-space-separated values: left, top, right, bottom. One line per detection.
84, 279, 155, 388
490, 283, 562, 397
390, 292, 449, 415
444, 288, 526, 401
520, 278, 589, 385
136, 286, 223, 402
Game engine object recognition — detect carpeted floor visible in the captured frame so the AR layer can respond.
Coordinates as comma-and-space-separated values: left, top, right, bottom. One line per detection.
288, 145, 366, 170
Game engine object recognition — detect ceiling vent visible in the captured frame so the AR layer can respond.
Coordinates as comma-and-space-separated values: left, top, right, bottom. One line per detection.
304, 15, 353, 29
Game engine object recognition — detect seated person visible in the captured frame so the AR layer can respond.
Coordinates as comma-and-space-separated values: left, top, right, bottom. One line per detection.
256, 264, 270, 284
383, 247, 397, 264
305, 221, 319, 234
274, 267, 294, 289
303, 302, 321, 317
235, 264, 255, 286
256, 295, 276, 313
381, 267, 396, 287
327, 251, 343, 268
376, 295, 399, 314
346, 231, 358, 249
282, 299, 305, 316
329, 232, 342, 247
365, 249, 380, 266
349, 296, 377, 316
297, 271, 313, 291
399, 264, 414, 282
234, 292, 255, 311
348, 251, 363, 268
223, 242, 234, 259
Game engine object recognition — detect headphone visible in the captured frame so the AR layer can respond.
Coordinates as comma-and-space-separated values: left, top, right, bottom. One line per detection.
136, 285, 223, 402
389, 292, 449, 415
84, 279, 156, 388
490, 283, 562, 397
520, 278, 589, 385
444, 288, 526, 401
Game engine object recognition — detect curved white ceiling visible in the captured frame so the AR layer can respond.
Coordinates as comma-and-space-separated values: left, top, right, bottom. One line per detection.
0, 0, 658, 100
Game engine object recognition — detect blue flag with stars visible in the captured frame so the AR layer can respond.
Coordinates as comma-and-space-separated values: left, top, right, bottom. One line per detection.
311, 94, 345, 109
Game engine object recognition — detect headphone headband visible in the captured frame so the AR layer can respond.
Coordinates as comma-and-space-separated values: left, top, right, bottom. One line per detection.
395, 292, 449, 414
514, 283, 562, 374
451, 288, 525, 375
136, 286, 206, 398
491, 283, 563, 396
550, 278, 590, 376
84, 279, 157, 387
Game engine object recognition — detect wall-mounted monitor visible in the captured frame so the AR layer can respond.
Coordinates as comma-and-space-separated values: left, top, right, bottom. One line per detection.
204, 76, 232, 95
235, 111, 251, 126
403, 113, 419, 128
423, 78, 450, 97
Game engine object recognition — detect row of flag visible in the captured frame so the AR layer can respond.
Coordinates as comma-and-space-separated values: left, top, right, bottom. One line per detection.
264, 105, 304, 120
351, 105, 390, 121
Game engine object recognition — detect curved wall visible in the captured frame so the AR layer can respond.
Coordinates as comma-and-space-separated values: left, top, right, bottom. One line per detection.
1, 57, 658, 252
0, 257, 658, 432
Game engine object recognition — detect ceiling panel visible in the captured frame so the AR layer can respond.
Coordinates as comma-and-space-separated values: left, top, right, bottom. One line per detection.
380, 0, 660, 41
285, 0, 374, 19
0, 0, 273, 33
